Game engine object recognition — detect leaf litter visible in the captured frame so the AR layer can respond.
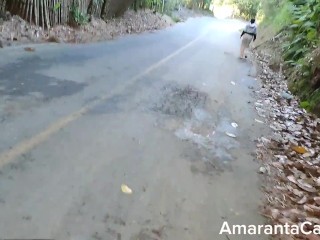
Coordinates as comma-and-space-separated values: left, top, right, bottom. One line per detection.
0, 9, 174, 48
121, 184, 133, 194
253, 51, 320, 239
255, 118, 264, 124
225, 132, 236, 138
231, 122, 238, 128
24, 47, 35, 52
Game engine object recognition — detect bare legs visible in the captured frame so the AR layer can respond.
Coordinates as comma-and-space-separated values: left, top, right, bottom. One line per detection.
240, 35, 252, 59
240, 44, 245, 58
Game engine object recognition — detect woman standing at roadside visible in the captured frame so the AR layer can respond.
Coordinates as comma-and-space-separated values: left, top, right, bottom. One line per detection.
240, 19, 257, 59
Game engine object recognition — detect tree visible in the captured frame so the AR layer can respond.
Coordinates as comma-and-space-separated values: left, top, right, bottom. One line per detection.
0, 0, 136, 27
232, 0, 260, 18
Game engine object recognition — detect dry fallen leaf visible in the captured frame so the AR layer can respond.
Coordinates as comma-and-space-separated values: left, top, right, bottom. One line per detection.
304, 204, 320, 217
306, 217, 320, 225
314, 197, 320, 205
271, 162, 284, 169
255, 119, 264, 124
259, 166, 267, 174
297, 195, 307, 204
278, 217, 295, 225
314, 177, 320, 186
287, 175, 297, 184
292, 145, 308, 154
271, 208, 280, 219
291, 189, 304, 198
225, 132, 236, 138
297, 179, 317, 193
307, 234, 320, 240
231, 122, 238, 128
24, 47, 35, 52
121, 184, 132, 194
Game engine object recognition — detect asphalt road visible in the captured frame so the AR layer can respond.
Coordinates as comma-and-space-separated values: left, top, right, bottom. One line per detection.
0, 17, 268, 239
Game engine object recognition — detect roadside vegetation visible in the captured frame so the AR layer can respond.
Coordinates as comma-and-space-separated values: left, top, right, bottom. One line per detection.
0, 0, 213, 47
213, 0, 320, 115
213, 0, 259, 19
0, 0, 212, 28
259, 0, 320, 115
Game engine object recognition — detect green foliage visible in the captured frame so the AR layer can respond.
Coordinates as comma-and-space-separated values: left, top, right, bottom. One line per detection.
260, 0, 281, 20
299, 89, 320, 113
171, 16, 182, 22
53, 2, 61, 11
70, 3, 89, 25
300, 101, 311, 111
283, 0, 320, 66
271, 1, 292, 31
309, 89, 320, 113
184, 0, 213, 10
145, 0, 162, 9
202, 0, 212, 8
258, 0, 320, 115
133, 0, 213, 12
163, 0, 180, 11
232, 0, 260, 19
279, 0, 319, 113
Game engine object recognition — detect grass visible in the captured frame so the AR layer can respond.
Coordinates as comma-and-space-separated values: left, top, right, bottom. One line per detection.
171, 16, 181, 22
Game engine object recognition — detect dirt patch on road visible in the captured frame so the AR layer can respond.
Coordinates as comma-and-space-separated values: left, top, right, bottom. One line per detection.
152, 84, 208, 118
150, 83, 236, 173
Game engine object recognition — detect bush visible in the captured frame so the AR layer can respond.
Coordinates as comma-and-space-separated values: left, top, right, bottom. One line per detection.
232, 0, 260, 19
260, 0, 320, 114
70, 3, 89, 26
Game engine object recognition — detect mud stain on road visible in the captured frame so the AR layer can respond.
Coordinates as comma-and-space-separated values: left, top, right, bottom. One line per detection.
149, 83, 238, 173
152, 83, 208, 118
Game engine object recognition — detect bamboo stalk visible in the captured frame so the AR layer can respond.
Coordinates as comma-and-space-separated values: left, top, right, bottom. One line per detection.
17, 0, 23, 16
34, 0, 38, 26
21, 0, 26, 19
61, 0, 64, 25
64, 0, 67, 25
57, 0, 59, 25
8, 0, 13, 13
58, 0, 61, 25
29, 0, 32, 24
44, 0, 50, 28
26, 0, 30, 22
29, 0, 33, 24
62, 0, 65, 24
52, 0, 55, 25
41, 0, 44, 29
49, 0, 52, 26
24, 0, 29, 19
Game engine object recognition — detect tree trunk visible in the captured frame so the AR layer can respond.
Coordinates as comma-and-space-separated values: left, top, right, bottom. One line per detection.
133, 0, 137, 12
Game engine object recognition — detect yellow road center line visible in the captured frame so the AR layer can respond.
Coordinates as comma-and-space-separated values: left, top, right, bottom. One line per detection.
0, 32, 207, 168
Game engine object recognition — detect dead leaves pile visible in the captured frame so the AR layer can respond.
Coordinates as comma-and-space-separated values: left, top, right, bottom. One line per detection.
254, 52, 320, 240
0, 10, 173, 48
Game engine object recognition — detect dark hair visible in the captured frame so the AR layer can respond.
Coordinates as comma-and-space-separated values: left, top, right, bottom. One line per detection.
250, 19, 255, 24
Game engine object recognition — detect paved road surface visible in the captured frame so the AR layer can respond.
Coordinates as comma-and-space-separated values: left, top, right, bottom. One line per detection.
0, 17, 268, 239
